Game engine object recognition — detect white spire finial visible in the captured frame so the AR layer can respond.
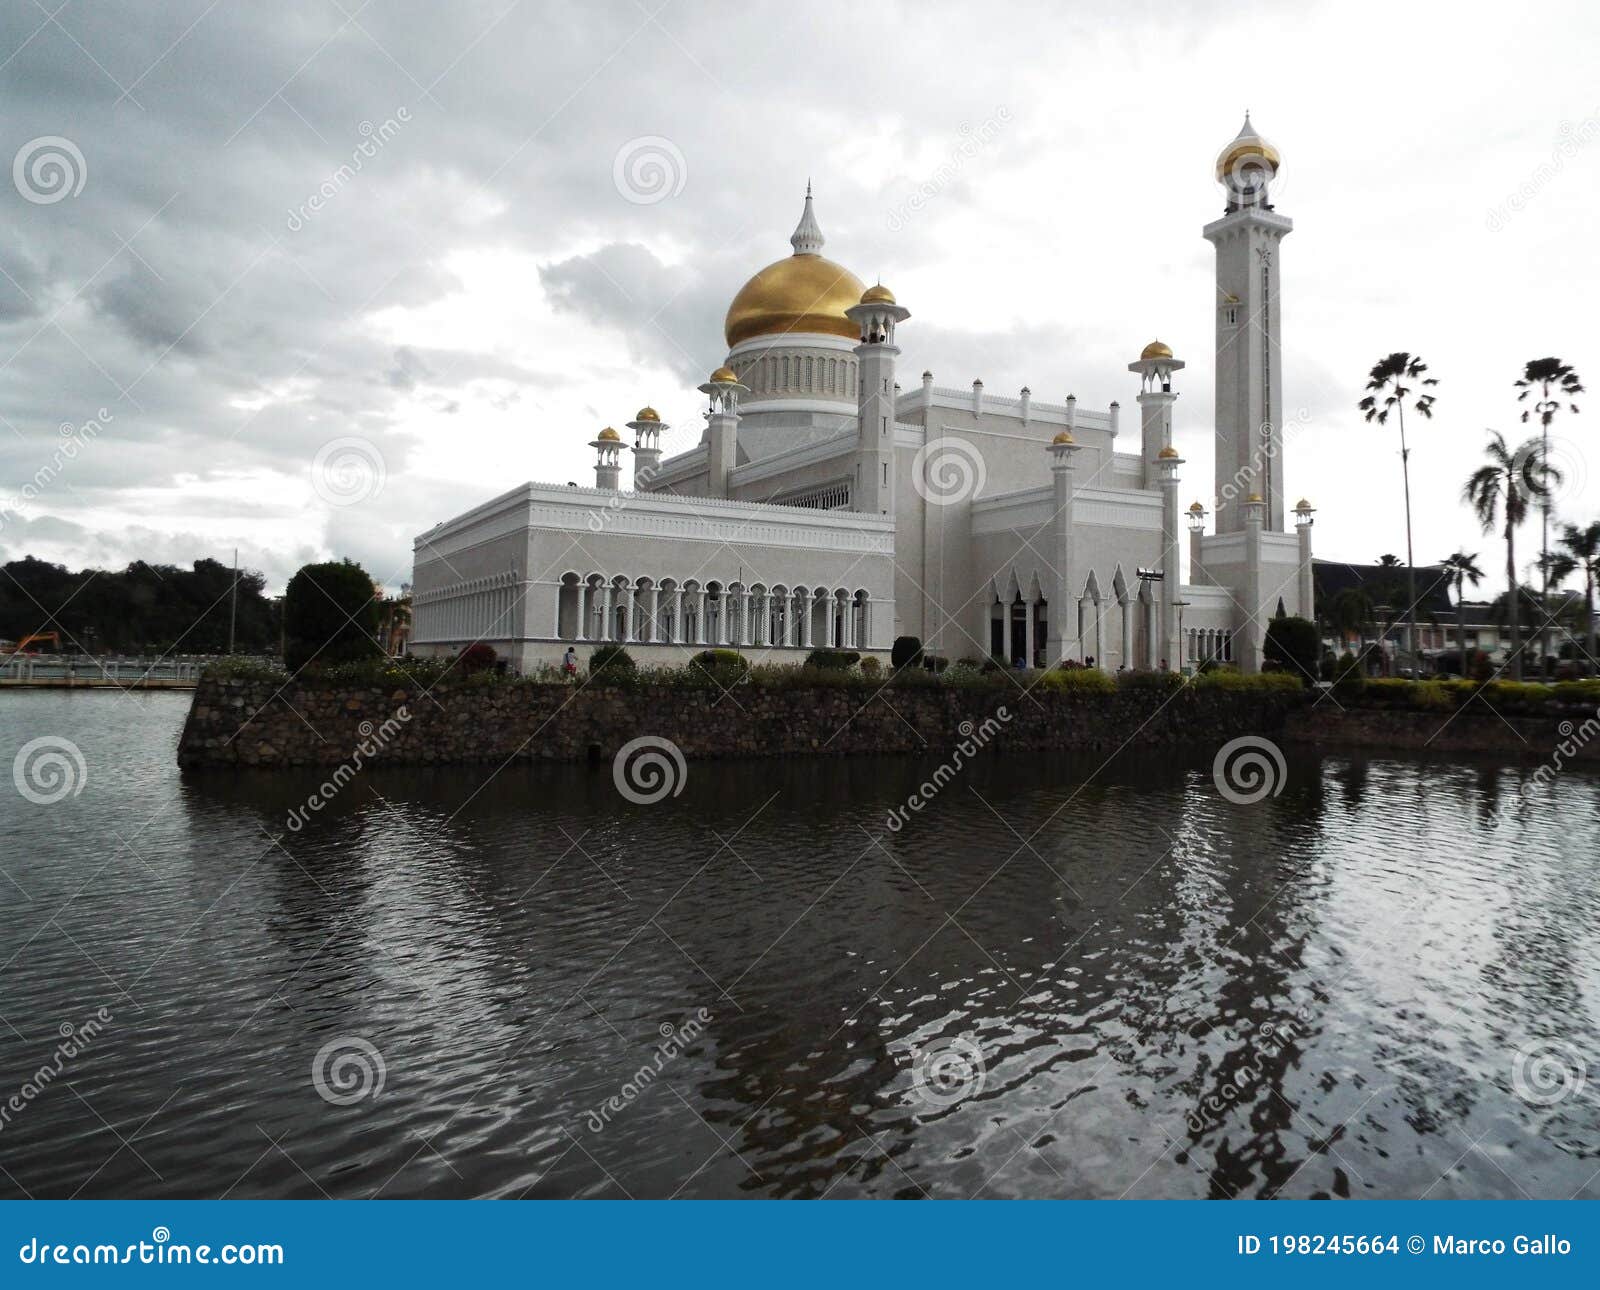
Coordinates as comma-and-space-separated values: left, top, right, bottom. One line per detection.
790, 184, 824, 255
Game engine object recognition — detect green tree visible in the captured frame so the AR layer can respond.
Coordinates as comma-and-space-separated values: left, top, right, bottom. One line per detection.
1463, 432, 1556, 680
1359, 353, 1437, 673
1516, 358, 1583, 670
1440, 551, 1484, 674
1557, 520, 1600, 669
1264, 614, 1319, 685
283, 560, 380, 672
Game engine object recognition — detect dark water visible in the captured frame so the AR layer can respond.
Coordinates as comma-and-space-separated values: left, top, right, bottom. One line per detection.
1, 690, 1597, 1199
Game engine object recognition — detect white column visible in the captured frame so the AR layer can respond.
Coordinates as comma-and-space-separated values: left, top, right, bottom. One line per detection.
802, 593, 814, 647
1120, 600, 1134, 668
759, 591, 771, 646
647, 586, 660, 643
622, 584, 635, 642
575, 585, 588, 641
1003, 599, 1015, 664
694, 593, 705, 645
602, 583, 615, 641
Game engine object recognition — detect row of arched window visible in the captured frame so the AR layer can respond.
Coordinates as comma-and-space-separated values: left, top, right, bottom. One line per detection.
557, 573, 870, 649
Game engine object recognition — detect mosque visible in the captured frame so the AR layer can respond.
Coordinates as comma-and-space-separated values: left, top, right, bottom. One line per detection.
410, 116, 1317, 674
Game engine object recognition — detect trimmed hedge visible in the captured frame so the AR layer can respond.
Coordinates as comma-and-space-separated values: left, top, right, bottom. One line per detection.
805, 648, 860, 670
1038, 667, 1115, 695
204, 655, 1324, 699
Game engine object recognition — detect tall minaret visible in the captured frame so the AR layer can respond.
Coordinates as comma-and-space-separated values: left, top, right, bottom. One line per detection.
845, 283, 909, 515
1204, 114, 1291, 534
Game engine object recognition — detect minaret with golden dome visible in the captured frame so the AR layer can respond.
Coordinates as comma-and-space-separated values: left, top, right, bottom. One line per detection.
627, 406, 665, 487
1205, 112, 1292, 535
845, 281, 909, 515
1128, 339, 1185, 489
590, 426, 623, 490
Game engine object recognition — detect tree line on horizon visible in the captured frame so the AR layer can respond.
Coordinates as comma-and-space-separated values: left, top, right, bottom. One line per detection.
0, 555, 279, 655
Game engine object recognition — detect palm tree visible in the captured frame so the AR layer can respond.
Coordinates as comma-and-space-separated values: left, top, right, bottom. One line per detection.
1515, 358, 1583, 672
1360, 353, 1437, 672
1463, 431, 1557, 680
1441, 551, 1484, 674
1325, 586, 1375, 660
1558, 520, 1600, 670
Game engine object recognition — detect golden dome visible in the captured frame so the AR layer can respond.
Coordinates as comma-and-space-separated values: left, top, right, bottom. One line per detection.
1295, 497, 1312, 510
1051, 430, 1075, 445
635, 406, 659, 422
1141, 339, 1174, 360
861, 283, 896, 305
1189, 500, 1206, 513
725, 253, 864, 348
1157, 445, 1180, 459
709, 365, 738, 384
1216, 114, 1281, 182
597, 426, 621, 442
1246, 491, 1263, 503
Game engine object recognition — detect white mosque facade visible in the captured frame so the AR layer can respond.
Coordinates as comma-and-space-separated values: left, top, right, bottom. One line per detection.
410, 117, 1317, 674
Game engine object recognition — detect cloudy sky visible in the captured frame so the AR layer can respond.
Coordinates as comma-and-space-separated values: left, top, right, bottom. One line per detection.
1, 0, 1597, 595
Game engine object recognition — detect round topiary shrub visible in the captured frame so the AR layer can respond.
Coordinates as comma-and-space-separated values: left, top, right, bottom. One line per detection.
588, 643, 636, 678
689, 649, 749, 684
859, 656, 882, 678
891, 636, 923, 670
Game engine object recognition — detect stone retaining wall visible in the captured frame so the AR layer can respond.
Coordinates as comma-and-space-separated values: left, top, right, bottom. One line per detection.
176, 677, 1304, 769
1284, 704, 1600, 761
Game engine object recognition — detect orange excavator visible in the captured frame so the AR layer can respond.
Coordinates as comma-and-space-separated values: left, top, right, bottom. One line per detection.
5, 631, 60, 655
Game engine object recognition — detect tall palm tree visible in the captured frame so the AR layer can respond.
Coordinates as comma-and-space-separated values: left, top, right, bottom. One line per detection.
1558, 520, 1600, 670
1441, 551, 1484, 674
1463, 431, 1557, 680
1515, 358, 1583, 673
1360, 353, 1437, 672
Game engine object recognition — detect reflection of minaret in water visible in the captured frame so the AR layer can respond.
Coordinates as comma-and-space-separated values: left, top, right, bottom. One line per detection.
1205, 113, 1292, 535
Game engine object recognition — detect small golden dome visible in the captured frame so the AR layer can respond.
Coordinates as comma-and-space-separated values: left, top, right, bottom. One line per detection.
1052, 430, 1075, 445
1246, 492, 1263, 503
1295, 497, 1312, 510
861, 283, 896, 305
597, 426, 621, 442
1189, 500, 1205, 513
709, 366, 738, 384
635, 406, 659, 422
1141, 339, 1174, 361
1157, 445, 1180, 459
